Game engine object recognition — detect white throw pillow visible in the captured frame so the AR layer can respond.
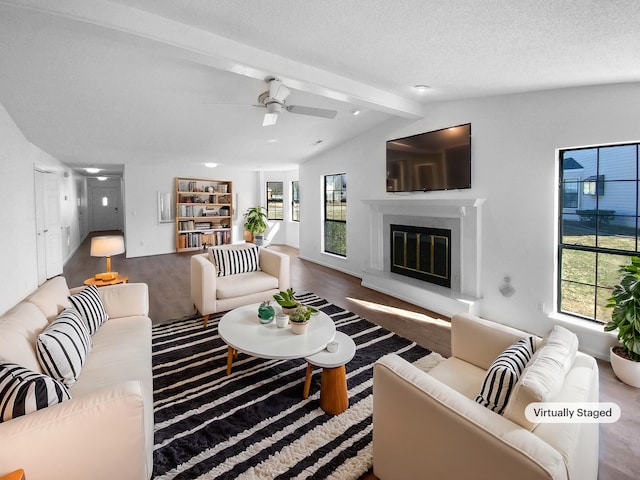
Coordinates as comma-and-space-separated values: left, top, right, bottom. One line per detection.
209, 245, 261, 277
503, 325, 579, 430
0, 362, 71, 422
69, 285, 109, 334
475, 336, 536, 414
36, 308, 92, 387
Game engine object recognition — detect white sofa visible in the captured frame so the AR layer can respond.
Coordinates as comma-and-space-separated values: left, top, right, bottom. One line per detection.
373, 313, 599, 480
0, 276, 153, 480
191, 243, 290, 327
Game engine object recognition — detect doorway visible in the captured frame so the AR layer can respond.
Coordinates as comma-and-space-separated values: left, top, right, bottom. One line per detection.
90, 184, 123, 231
34, 169, 63, 284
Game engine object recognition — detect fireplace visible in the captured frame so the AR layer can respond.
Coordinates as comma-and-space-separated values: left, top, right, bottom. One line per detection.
390, 225, 451, 288
361, 197, 485, 317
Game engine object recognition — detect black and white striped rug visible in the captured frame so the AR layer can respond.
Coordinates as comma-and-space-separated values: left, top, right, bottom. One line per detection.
151, 293, 443, 479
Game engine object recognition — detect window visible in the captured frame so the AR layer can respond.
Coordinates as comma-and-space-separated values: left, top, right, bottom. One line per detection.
558, 143, 640, 323
292, 181, 300, 222
266, 181, 283, 220
324, 173, 347, 256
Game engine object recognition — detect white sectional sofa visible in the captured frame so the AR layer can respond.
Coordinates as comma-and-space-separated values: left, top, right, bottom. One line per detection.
0, 276, 153, 480
373, 313, 600, 480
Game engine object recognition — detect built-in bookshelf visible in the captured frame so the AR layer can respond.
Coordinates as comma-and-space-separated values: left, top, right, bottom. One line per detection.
175, 177, 232, 252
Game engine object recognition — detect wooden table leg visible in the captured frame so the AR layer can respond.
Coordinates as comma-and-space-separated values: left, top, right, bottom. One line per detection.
303, 363, 314, 399
319, 365, 348, 415
226, 346, 237, 375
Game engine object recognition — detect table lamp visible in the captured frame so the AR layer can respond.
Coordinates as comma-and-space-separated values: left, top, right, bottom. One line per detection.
90, 235, 125, 281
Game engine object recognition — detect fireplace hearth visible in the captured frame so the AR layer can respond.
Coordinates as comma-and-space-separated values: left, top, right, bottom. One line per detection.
390, 224, 451, 288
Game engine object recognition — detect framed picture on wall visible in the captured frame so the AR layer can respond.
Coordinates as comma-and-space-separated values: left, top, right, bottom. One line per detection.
158, 190, 175, 224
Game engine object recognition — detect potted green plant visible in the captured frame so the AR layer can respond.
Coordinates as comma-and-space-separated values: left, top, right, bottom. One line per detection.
289, 305, 315, 335
605, 256, 640, 388
273, 288, 299, 315
243, 206, 268, 246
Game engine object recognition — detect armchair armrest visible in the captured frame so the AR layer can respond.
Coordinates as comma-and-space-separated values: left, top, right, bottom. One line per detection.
259, 248, 290, 290
0, 381, 149, 480
451, 313, 541, 370
191, 253, 218, 317
373, 354, 566, 480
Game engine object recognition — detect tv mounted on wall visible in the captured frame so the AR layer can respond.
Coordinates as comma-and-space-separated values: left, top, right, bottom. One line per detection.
386, 123, 471, 192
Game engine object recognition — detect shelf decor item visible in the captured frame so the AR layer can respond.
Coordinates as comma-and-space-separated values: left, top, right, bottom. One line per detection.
257, 301, 275, 324
243, 206, 268, 246
606, 256, 640, 387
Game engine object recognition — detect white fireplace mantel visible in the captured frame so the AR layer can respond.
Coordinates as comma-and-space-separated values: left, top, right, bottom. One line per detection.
361, 197, 485, 317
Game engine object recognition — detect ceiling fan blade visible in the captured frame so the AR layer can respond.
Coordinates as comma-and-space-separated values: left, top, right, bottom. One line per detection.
286, 105, 337, 119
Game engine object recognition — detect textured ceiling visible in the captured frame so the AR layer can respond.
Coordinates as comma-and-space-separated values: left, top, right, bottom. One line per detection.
0, 0, 639, 173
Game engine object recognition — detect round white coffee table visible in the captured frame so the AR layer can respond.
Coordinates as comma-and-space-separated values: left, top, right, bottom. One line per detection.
218, 303, 336, 375
303, 331, 357, 414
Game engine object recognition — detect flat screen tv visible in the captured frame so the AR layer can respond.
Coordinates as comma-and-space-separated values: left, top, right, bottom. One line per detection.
386, 123, 471, 192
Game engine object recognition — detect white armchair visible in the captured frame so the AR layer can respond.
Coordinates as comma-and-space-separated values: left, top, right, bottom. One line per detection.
373, 313, 599, 480
191, 244, 290, 327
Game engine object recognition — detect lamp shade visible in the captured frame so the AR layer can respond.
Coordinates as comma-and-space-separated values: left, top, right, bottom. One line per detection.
90, 235, 125, 257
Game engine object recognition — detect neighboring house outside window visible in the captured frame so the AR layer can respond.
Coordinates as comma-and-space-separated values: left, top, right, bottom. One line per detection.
559, 143, 639, 322
266, 181, 283, 220
324, 173, 347, 256
292, 181, 300, 222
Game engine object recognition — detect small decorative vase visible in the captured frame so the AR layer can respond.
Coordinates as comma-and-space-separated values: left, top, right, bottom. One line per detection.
275, 314, 289, 328
258, 302, 275, 324
290, 321, 309, 335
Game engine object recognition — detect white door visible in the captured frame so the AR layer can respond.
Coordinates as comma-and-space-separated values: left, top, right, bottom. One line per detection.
35, 170, 63, 283
91, 186, 121, 231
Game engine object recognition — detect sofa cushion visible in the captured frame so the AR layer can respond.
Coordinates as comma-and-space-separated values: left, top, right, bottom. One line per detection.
216, 271, 279, 299
504, 326, 579, 430
428, 356, 486, 400
0, 303, 49, 374
27, 275, 73, 322
0, 362, 71, 422
69, 285, 109, 335
209, 244, 261, 277
475, 336, 535, 414
36, 309, 92, 387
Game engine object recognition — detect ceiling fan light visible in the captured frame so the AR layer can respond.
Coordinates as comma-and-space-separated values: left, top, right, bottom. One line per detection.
263, 113, 278, 126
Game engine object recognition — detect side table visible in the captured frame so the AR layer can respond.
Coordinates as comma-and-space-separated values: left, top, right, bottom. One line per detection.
303, 331, 356, 415
0, 470, 24, 480
84, 274, 128, 287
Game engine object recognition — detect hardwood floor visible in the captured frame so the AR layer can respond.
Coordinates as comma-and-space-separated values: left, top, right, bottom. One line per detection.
63, 235, 637, 480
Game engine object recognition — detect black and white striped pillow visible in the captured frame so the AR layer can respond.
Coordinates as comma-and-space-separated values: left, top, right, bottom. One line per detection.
69, 285, 109, 334
36, 308, 92, 387
475, 336, 535, 414
0, 362, 71, 422
209, 246, 261, 277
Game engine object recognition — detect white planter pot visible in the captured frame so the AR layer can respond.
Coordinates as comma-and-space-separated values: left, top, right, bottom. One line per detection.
290, 321, 309, 335
610, 347, 640, 388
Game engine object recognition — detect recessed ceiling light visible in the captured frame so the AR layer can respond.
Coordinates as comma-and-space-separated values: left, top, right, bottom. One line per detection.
267, 139, 279, 143
413, 84, 431, 93
204, 162, 218, 168
85, 167, 100, 174
96, 176, 107, 181
349, 108, 361, 116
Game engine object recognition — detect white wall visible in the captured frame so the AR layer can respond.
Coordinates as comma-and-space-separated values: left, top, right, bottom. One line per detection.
300, 82, 640, 359
0, 102, 85, 315
123, 164, 261, 257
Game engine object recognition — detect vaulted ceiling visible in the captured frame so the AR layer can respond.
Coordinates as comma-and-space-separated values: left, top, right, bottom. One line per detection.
1, 0, 639, 174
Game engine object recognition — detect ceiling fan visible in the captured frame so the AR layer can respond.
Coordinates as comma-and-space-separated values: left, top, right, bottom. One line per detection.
257, 77, 338, 126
